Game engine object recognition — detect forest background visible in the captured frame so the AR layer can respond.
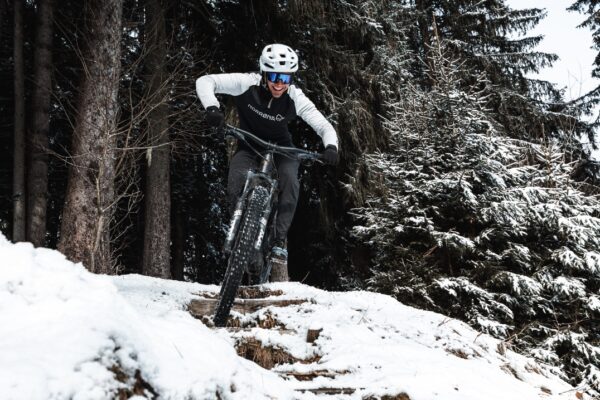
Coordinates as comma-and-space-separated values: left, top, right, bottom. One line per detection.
1, 0, 600, 396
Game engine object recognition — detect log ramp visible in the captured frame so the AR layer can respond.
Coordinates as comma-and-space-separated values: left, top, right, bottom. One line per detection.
188, 286, 410, 399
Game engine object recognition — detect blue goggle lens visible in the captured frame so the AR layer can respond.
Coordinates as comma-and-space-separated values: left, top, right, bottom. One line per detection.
266, 72, 293, 84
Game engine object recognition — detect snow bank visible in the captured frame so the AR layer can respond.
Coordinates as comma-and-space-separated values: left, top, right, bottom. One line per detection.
0, 235, 292, 399
0, 234, 587, 399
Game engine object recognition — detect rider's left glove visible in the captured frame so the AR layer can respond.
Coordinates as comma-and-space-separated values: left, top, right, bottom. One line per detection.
321, 145, 339, 166
205, 106, 224, 128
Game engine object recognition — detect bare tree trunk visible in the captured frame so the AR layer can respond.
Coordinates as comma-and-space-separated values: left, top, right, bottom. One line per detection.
0, 0, 7, 43
171, 207, 184, 280
58, 0, 123, 274
416, 0, 436, 87
27, 0, 54, 247
142, 0, 171, 278
13, 0, 26, 243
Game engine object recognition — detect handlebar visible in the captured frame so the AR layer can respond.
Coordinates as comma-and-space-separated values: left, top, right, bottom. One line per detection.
221, 124, 323, 162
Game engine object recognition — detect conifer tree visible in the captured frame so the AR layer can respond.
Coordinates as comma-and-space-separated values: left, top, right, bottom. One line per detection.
569, 1, 600, 103
13, 0, 26, 242
567, 0, 600, 183
274, 0, 415, 281
28, 0, 55, 247
352, 27, 600, 399
413, 0, 566, 140
141, 0, 171, 279
58, 0, 124, 273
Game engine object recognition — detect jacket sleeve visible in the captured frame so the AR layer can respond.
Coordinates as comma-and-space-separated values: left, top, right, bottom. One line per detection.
195, 73, 260, 109
288, 86, 339, 149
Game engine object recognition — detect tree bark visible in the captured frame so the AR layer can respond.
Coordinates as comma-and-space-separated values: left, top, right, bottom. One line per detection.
58, 0, 123, 274
171, 207, 184, 280
0, 0, 7, 44
142, 0, 171, 278
13, 0, 26, 243
27, 0, 54, 247
416, 0, 436, 88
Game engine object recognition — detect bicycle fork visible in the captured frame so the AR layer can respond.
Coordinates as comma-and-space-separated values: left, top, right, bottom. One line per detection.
223, 171, 251, 254
254, 184, 277, 251
223, 153, 277, 254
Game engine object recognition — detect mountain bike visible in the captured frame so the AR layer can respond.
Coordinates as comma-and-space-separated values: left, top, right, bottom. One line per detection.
213, 124, 323, 327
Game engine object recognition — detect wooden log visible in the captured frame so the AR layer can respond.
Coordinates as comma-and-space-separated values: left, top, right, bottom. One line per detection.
194, 288, 284, 300
297, 388, 411, 399
306, 328, 322, 343
297, 388, 358, 395
188, 297, 308, 318
226, 327, 296, 334
282, 369, 345, 381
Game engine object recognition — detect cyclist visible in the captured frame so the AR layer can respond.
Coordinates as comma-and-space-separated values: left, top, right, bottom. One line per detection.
196, 43, 339, 281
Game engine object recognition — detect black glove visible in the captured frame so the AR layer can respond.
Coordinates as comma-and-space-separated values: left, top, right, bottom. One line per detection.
321, 145, 339, 166
205, 106, 224, 128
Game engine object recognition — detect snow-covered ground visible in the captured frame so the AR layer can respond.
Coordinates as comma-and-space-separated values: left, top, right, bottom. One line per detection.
0, 234, 589, 399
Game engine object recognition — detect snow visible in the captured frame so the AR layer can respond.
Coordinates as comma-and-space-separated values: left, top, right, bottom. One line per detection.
551, 276, 587, 300
0, 234, 589, 399
587, 295, 600, 312
494, 271, 542, 297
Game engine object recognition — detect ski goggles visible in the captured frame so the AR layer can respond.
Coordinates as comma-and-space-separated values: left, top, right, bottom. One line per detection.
266, 72, 293, 84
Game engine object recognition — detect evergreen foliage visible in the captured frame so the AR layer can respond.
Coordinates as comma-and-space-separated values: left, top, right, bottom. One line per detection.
568, 0, 600, 183
351, 33, 600, 397
414, 0, 592, 145
569, 1, 600, 97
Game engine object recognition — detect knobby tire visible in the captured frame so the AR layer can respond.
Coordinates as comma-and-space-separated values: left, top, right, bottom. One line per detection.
213, 186, 269, 327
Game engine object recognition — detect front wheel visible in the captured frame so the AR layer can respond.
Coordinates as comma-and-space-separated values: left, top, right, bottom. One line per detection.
213, 186, 269, 327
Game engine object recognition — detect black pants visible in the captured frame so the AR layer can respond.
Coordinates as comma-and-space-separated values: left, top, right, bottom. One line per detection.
227, 149, 300, 243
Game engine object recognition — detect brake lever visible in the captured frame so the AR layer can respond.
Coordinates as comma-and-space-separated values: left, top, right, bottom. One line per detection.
297, 153, 324, 165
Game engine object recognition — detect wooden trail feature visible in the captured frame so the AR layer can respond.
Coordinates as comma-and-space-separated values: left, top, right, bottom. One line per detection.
187, 287, 411, 399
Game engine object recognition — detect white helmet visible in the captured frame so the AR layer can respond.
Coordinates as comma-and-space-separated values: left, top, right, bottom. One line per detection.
259, 44, 299, 73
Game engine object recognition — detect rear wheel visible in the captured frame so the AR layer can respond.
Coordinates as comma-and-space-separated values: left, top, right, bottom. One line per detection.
213, 186, 269, 327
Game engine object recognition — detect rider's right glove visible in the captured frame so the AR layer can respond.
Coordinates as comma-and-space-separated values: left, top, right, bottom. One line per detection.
321, 145, 339, 166
205, 106, 224, 128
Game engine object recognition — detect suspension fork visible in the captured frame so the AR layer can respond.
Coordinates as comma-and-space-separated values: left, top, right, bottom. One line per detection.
254, 151, 276, 250
223, 151, 276, 253
223, 170, 254, 253
254, 183, 277, 250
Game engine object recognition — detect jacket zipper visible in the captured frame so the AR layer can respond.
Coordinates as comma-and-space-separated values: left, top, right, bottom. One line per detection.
267, 97, 273, 109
